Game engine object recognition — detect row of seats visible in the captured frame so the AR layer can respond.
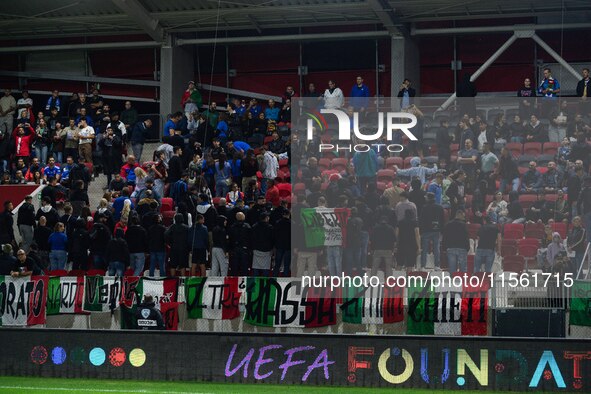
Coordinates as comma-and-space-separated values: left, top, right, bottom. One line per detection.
467, 222, 569, 239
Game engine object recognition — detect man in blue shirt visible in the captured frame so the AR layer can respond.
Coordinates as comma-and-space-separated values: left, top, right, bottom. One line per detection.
350, 76, 370, 112
43, 157, 61, 182
163, 112, 183, 137
264, 99, 280, 121
248, 98, 262, 117
226, 140, 251, 155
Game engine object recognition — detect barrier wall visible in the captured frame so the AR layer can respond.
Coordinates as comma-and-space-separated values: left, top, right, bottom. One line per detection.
3, 328, 591, 391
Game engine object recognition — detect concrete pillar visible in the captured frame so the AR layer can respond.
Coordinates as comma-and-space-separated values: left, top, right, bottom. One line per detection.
390, 36, 420, 101
160, 44, 194, 137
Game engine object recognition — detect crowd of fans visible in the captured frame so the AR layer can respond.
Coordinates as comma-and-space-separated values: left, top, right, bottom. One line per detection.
0, 70, 590, 279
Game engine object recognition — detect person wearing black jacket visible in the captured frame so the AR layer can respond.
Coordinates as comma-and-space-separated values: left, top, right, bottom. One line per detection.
125, 217, 148, 276
167, 146, 184, 184
89, 214, 112, 270
442, 209, 470, 272
141, 201, 160, 230
135, 295, 165, 330
211, 216, 229, 276
251, 213, 274, 277
272, 208, 291, 277
69, 156, 91, 191
246, 196, 269, 226
33, 216, 52, 266
148, 215, 166, 277
165, 213, 189, 276
17, 196, 35, 252
446, 170, 466, 218
497, 147, 520, 193
69, 218, 90, 270
370, 217, 396, 275
0, 201, 16, 246
419, 192, 445, 269
36, 197, 59, 230
229, 212, 251, 276
105, 228, 129, 276
98, 126, 124, 187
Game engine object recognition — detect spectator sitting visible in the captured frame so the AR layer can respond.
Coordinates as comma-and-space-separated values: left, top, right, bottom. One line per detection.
525, 114, 548, 143
521, 161, 542, 194
268, 132, 286, 155
544, 232, 565, 272
109, 173, 126, 192
541, 161, 562, 194
526, 191, 550, 223
120, 155, 139, 186
486, 191, 509, 224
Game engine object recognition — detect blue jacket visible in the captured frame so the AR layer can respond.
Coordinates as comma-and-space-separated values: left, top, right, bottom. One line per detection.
48, 232, 67, 251
350, 84, 370, 109
352, 150, 378, 178
188, 223, 209, 250
130, 121, 149, 144
427, 182, 443, 204
264, 107, 280, 121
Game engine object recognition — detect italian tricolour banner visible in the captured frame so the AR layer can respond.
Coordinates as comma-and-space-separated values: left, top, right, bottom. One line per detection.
570, 280, 591, 327
406, 273, 489, 336
185, 276, 243, 319
244, 277, 337, 328
47, 276, 85, 315
341, 282, 404, 325
0, 276, 48, 326
134, 277, 178, 309
83, 276, 123, 312
300, 208, 350, 247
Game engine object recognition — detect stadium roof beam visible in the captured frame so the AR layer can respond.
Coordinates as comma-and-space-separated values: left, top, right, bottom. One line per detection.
412, 23, 591, 36
176, 31, 390, 46
367, 0, 409, 38
0, 41, 160, 54
110, 0, 165, 42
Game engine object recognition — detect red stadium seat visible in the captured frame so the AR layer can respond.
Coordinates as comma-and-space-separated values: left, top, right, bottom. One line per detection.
503, 223, 524, 238
318, 158, 331, 171
501, 243, 518, 257
518, 238, 540, 269
124, 268, 135, 277
84, 162, 93, 175
503, 255, 525, 273
263, 136, 274, 145
518, 194, 537, 210
212, 197, 221, 206
278, 159, 289, 168
160, 197, 174, 212
403, 156, 413, 169
330, 158, 348, 172
550, 222, 568, 238
505, 142, 523, 158
377, 169, 395, 183
524, 222, 545, 239
523, 142, 542, 155
542, 142, 560, 156
385, 156, 403, 169
450, 144, 459, 155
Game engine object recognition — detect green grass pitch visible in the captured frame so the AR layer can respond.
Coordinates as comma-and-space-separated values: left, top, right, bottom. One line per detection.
0, 376, 541, 393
